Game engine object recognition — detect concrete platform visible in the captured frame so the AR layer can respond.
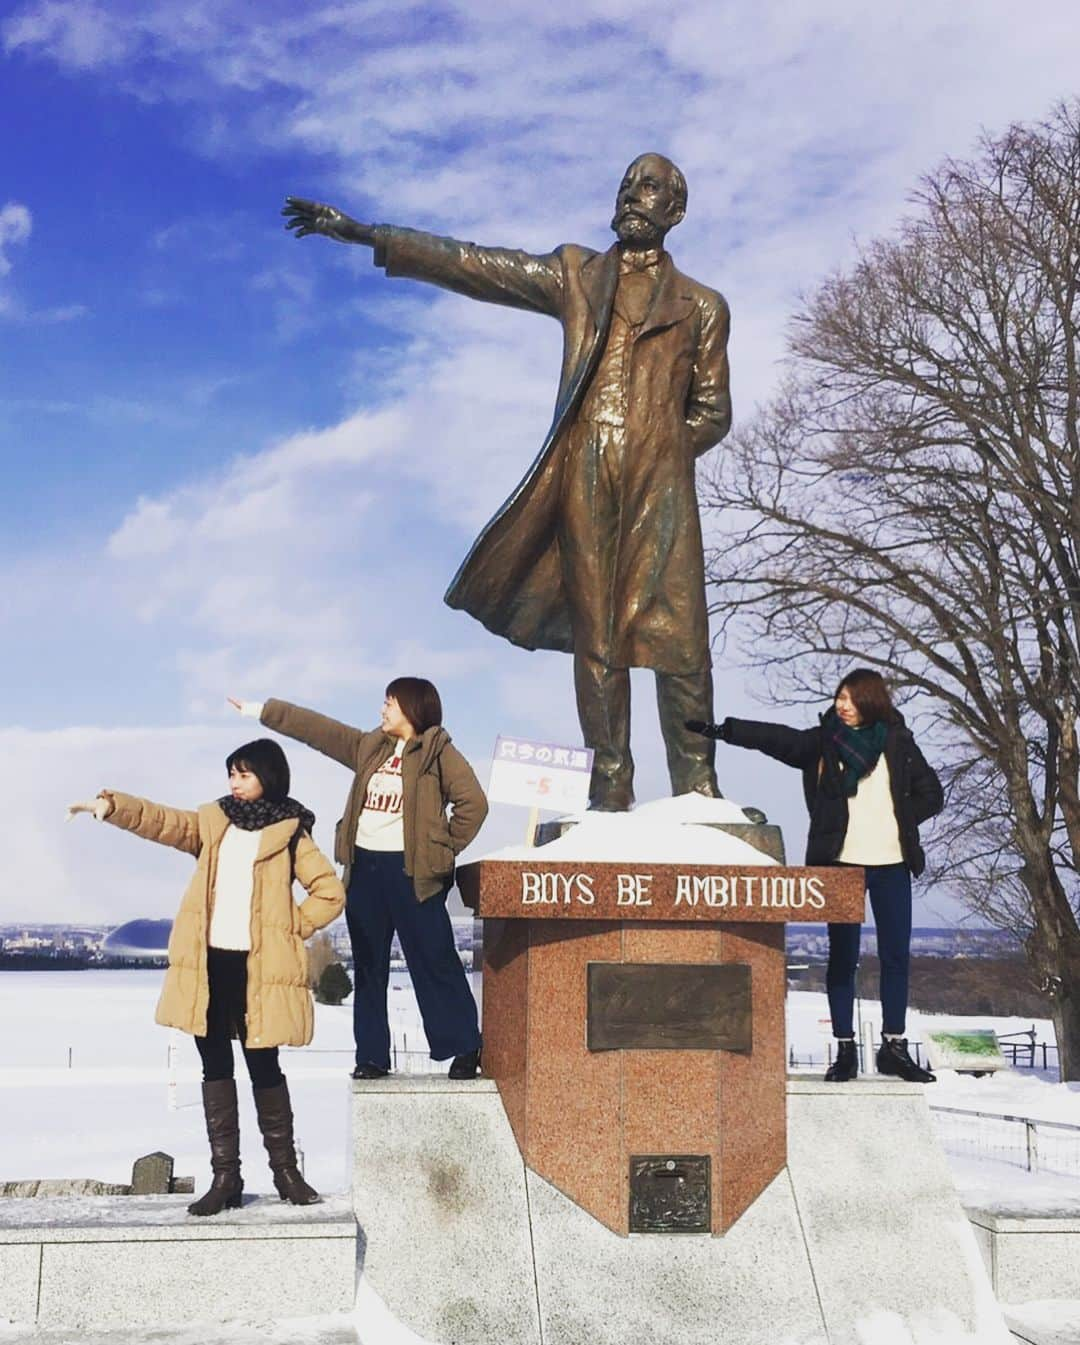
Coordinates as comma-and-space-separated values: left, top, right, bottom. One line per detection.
967, 1201, 1080, 1301
0, 1193, 357, 1329
351, 1073, 1014, 1345
1006, 1303, 1080, 1345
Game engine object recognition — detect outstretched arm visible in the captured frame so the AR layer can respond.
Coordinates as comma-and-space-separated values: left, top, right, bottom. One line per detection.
283, 196, 565, 318
373, 226, 565, 318
721, 718, 821, 771
257, 697, 367, 770
90, 791, 201, 855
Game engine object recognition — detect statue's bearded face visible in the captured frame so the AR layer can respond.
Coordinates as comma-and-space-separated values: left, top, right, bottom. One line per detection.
611, 155, 685, 247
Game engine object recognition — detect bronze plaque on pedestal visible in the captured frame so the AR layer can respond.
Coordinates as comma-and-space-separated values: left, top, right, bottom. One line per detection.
587, 962, 752, 1052
629, 1156, 711, 1233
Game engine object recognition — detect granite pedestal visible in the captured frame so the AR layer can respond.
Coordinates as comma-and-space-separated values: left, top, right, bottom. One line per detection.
0, 1193, 357, 1329
350, 1076, 1013, 1345
458, 853, 863, 1234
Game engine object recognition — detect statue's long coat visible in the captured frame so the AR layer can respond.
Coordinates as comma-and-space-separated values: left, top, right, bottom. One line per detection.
373, 227, 731, 675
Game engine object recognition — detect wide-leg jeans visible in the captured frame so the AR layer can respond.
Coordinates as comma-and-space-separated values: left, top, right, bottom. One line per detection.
345, 846, 481, 1070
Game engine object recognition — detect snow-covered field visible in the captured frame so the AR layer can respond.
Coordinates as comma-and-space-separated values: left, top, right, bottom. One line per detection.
0, 969, 444, 1194
2, 970, 1080, 1344
2, 969, 1077, 1204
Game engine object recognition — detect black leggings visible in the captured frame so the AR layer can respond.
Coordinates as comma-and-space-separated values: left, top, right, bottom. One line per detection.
194, 947, 284, 1089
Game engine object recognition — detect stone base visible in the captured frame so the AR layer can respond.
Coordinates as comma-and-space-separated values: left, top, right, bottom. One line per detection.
967, 1203, 1080, 1302
352, 1075, 1014, 1345
351, 1076, 541, 1344
0, 1193, 357, 1329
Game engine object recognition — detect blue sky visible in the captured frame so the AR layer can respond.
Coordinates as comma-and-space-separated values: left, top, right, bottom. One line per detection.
4, 0, 1079, 924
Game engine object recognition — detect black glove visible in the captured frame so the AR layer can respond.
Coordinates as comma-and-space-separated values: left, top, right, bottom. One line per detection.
685, 718, 728, 741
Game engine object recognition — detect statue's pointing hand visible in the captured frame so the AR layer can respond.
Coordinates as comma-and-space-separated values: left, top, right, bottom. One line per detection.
282, 196, 375, 247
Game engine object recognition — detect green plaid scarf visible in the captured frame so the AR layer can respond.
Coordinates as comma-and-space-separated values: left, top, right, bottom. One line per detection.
823, 708, 888, 797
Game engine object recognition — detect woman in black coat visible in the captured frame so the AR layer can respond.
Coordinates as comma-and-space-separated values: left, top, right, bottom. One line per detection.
688, 668, 944, 1082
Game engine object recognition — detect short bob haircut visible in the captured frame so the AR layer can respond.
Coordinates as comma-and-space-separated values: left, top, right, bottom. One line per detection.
225, 739, 291, 802
385, 677, 443, 735
833, 669, 899, 727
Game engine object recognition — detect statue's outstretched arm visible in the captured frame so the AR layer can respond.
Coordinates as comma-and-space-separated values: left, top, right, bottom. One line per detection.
285, 195, 566, 319
282, 196, 376, 247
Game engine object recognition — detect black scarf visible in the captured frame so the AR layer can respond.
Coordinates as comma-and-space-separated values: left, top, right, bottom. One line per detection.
823, 708, 888, 797
217, 795, 315, 836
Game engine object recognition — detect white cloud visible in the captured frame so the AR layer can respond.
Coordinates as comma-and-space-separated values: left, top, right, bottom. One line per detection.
3, 1, 133, 68
0, 201, 31, 276
0, 199, 88, 322
3, 0, 1067, 928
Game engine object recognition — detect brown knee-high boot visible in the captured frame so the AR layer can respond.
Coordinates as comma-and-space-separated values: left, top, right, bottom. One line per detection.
187, 1078, 243, 1216
253, 1080, 321, 1205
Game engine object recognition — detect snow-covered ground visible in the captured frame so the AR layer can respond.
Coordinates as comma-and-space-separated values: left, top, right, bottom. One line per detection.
3, 970, 1080, 1344
2, 971, 1077, 1204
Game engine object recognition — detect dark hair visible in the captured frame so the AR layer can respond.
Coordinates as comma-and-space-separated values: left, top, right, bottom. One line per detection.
225, 739, 291, 802
834, 669, 899, 726
385, 677, 443, 734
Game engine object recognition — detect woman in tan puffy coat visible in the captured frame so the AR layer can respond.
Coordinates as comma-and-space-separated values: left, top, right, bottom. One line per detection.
68, 738, 344, 1217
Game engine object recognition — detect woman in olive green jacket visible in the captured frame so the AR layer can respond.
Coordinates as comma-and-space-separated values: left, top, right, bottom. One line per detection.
231, 677, 488, 1080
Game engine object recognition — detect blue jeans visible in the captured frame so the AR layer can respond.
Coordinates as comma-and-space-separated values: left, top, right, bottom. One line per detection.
826, 863, 912, 1038
345, 847, 480, 1070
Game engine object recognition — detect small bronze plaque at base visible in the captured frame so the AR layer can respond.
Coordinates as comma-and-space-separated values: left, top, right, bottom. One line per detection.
629, 1156, 711, 1234
587, 962, 752, 1051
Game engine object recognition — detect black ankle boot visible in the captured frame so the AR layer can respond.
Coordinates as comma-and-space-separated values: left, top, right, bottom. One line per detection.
448, 1041, 482, 1079
824, 1039, 858, 1082
877, 1037, 936, 1083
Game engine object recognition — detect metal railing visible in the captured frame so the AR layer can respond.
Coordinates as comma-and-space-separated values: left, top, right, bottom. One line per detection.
788, 1039, 931, 1072
788, 1037, 1059, 1076
929, 1105, 1080, 1178
280, 1035, 444, 1075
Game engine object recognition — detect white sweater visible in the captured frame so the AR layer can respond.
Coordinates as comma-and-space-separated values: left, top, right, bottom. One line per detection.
208, 826, 262, 950
838, 757, 904, 866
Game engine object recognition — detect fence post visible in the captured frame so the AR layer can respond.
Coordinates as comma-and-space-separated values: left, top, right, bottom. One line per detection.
861, 1021, 877, 1075
1025, 1119, 1039, 1173
167, 1031, 179, 1111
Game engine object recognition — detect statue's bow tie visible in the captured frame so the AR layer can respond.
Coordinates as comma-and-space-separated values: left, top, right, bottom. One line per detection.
620, 250, 661, 274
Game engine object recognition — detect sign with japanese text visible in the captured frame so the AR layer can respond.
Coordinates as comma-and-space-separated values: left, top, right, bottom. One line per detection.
488, 735, 594, 812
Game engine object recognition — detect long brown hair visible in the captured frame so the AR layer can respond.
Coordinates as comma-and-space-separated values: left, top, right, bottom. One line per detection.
833, 668, 899, 725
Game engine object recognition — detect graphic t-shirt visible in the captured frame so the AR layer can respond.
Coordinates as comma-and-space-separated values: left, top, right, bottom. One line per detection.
355, 739, 407, 852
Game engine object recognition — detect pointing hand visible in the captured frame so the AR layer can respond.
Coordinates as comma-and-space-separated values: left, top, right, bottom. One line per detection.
282, 197, 376, 246
228, 697, 264, 719
685, 719, 728, 740
66, 797, 111, 823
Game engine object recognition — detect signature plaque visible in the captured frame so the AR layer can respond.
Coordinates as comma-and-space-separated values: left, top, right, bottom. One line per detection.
629, 1156, 711, 1234
587, 962, 752, 1052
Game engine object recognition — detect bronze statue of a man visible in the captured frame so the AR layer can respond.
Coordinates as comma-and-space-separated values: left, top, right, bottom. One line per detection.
284, 153, 731, 810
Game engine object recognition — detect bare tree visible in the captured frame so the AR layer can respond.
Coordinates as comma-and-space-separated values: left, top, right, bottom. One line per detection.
701, 101, 1080, 1078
